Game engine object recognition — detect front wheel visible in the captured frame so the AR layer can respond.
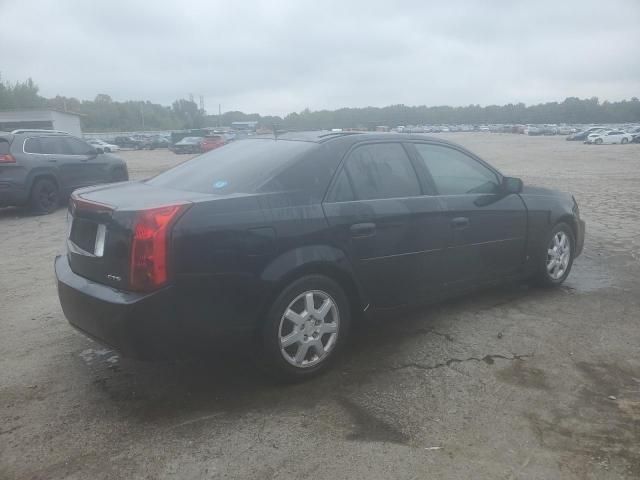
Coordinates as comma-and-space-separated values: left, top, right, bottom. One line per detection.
260, 275, 350, 382
621, 137, 629, 144
595, 138, 603, 145
535, 223, 575, 287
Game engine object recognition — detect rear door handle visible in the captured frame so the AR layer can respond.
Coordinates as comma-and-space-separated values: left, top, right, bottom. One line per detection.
451, 217, 470, 229
350, 222, 376, 237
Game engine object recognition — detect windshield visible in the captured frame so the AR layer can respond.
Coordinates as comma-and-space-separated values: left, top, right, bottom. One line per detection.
147, 139, 316, 194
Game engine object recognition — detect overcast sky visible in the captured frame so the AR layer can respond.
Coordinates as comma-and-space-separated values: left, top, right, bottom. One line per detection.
2, 0, 639, 116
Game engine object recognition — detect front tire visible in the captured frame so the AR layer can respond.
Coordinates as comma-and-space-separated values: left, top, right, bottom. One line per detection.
535, 222, 575, 287
595, 138, 603, 145
260, 275, 350, 382
621, 137, 629, 144
29, 178, 59, 214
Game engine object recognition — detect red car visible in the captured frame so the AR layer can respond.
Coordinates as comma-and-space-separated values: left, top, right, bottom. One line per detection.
200, 135, 226, 152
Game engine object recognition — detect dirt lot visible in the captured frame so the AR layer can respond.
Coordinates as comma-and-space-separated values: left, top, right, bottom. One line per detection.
1, 134, 639, 479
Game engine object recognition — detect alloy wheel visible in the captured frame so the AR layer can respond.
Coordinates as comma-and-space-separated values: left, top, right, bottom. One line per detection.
278, 290, 340, 368
546, 231, 571, 280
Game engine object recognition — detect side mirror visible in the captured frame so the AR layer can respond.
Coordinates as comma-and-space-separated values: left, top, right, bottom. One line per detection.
502, 176, 523, 194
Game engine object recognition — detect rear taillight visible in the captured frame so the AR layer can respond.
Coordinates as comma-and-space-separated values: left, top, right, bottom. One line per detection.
129, 203, 189, 292
0, 154, 16, 163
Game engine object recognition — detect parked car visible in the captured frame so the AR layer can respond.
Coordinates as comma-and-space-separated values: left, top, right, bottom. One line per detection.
113, 136, 145, 149
55, 132, 585, 380
585, 130, 633, 144
625, 126, 640, 143
87, 139, 120, 153
170, 136, 204, 154
200, 135, 226, 152
566, 127, 605, 141
0, 130, 128, 214
524, 125, 543, 136
141, 135, 171, 150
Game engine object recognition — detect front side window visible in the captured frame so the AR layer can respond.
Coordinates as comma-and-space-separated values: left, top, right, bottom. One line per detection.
64, 137, 95, 155
343, 143, 420, 200
414, 143, 500, 195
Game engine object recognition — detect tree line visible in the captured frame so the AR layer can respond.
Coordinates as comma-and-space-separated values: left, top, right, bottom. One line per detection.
1, 75, 639, 132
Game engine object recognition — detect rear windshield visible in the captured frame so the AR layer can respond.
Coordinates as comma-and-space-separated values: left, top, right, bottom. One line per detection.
147, 139, 316, 194
0, 138, 10, 154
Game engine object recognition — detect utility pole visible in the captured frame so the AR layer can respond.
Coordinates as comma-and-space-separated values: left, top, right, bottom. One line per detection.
140, 103, 145, 131
218, 104, 221, 128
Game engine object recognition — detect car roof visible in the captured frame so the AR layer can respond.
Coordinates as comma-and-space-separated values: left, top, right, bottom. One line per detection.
253, 130, 463, 148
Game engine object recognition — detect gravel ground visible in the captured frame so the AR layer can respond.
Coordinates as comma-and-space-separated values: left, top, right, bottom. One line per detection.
1, 134, 639, 480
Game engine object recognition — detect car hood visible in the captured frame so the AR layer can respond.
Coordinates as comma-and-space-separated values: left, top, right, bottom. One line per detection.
520, 184, 571, 199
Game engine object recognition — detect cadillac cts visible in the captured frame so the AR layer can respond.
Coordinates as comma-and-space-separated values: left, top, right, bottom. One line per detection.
55, 132, 585, 380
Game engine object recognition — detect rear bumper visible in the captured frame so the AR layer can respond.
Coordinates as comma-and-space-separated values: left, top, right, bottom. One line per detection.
0, 181, 27, 207
55, 254, 177, 359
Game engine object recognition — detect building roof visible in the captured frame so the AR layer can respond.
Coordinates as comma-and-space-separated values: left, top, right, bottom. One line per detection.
0, 108, 84, 117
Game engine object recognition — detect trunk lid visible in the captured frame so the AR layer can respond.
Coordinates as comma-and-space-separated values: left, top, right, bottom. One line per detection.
66, 182, 207, 290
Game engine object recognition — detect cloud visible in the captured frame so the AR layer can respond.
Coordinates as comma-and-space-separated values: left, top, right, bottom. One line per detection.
1, 0, 639, 116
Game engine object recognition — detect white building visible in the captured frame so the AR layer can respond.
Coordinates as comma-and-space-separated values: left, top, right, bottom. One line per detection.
0, 109, 83, 136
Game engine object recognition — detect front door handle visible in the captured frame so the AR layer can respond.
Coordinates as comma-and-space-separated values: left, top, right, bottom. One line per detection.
350, 222, 376, 237
451, 217, 470, 229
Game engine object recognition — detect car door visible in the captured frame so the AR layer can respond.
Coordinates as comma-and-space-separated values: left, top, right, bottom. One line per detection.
411, 142, 527, 289
322, 142, 447, 308
61, 137, 109, 186
32, 136, 84, 193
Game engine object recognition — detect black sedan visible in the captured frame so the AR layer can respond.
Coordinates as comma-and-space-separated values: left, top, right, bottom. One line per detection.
55, 132, 585, 381
170, 136, 203, 154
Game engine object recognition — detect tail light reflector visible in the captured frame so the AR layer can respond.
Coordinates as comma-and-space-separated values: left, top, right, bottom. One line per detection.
0, 154, 16, 163
129, 203, 189, 292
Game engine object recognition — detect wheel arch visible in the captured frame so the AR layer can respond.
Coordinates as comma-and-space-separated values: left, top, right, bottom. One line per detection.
27, 170, 60, 192
259, 245, 368, 326
555, 214, 578, 246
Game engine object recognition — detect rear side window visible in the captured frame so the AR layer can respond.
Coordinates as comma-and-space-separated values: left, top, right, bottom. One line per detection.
38, 137, 67, 155
24, 137, 42, 154
148, 139, 317, 194
343, 143, 420, 200
327, 169, 355, 202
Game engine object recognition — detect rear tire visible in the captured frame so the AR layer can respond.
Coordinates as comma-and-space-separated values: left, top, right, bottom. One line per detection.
534, 222, 575, 287
621, 138, 629, 144
110, 167, 128, 182
259, 275, 351, 382
29, 178, 59, 214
